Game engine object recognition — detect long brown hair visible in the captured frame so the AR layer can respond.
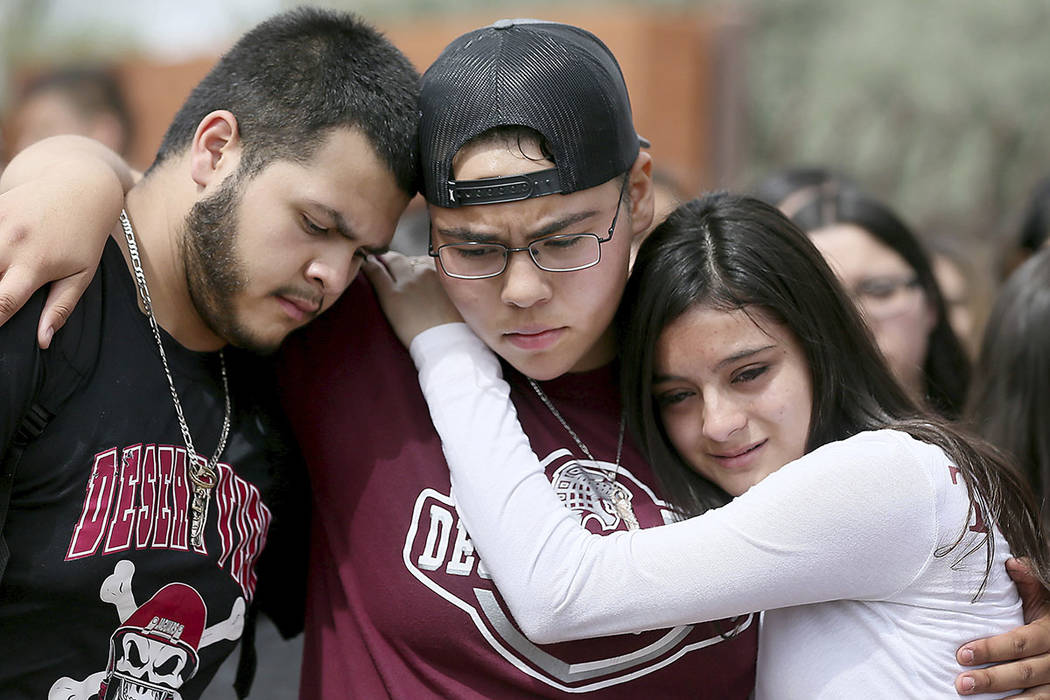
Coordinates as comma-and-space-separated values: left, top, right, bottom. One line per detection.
618, 193, 1050, 595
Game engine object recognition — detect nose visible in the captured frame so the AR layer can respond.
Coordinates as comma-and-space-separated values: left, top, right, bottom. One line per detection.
306, 241, 357, 298
701, 391, 747, 443
500, 249, 552, 308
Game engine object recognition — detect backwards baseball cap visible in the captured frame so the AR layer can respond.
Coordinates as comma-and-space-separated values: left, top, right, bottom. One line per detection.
419, 18, 648, 208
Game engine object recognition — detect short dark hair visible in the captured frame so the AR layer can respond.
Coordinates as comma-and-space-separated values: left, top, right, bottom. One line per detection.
152, 7, 419, 194
20, 65, 134, 154
790, 188, 971, 419
619, 192, 1049, 594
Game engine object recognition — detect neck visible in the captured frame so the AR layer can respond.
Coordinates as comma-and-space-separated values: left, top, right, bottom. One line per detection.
117, 172, 225, 352
567, 324, 618, 374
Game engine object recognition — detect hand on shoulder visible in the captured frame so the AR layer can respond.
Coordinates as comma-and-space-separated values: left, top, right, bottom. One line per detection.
363, 252, 463, 348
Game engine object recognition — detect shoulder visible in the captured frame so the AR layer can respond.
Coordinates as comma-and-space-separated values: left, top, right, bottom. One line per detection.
760, 429, 942, 513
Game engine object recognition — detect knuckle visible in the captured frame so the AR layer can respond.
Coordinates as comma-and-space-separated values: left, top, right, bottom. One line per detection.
1015, 636, 1032, 656
1, 221, 29, 245
49, 303, 72, 322
0, 293, 18, 318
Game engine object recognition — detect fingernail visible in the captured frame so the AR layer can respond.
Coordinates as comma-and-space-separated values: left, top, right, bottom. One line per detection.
959, 674, 975, 693
960, 647, 974, 664
43, 326, 54, 347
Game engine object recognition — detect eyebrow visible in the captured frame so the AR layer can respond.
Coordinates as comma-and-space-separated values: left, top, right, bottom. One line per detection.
652, 344, 776, 383
435, 210, 600, 244
311, 202, 388, 255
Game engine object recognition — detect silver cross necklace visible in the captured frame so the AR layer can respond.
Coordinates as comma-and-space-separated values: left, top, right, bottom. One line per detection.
119, 209, 231, 549
527, 377, 639, 530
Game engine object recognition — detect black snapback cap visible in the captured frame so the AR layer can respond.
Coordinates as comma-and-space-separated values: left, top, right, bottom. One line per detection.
419, 18, 648, 208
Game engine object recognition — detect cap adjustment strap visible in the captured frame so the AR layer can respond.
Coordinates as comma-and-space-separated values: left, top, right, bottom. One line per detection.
447, 168, 562, 206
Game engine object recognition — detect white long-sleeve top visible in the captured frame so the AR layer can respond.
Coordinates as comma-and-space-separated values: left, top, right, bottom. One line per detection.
410, 323, 1023, 699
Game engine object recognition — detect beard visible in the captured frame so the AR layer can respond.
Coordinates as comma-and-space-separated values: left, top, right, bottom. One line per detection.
181, 171, 278, 355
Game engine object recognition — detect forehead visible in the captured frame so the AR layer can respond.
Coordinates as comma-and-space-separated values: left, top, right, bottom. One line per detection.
432, 139, 611, 236
252, 127, 410, 245
656, 305, 794, 363
807, 223, 913, 280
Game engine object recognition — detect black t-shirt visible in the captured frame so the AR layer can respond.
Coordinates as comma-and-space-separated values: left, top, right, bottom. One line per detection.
0, 239, 296, 700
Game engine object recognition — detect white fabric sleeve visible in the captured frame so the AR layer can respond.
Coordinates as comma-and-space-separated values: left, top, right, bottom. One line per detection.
409, 324, 939, 644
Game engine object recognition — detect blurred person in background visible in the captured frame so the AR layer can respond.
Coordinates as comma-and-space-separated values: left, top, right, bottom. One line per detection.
4, 66, 135, 161
790, 187, 970, 419
755, 167, 983, 360
968, 247, 1050, 524
1001, 173, 1050, 281
753, 165, 859, 219
928, 239, 982, 358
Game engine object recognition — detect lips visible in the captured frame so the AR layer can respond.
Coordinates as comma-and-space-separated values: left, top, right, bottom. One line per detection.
504, 327, 566, 351
709, 439, 767, 468
276, 294, 321, 322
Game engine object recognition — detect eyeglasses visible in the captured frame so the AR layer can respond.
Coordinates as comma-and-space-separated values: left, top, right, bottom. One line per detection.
850, 275, 923, 321
429, 173, 630, 280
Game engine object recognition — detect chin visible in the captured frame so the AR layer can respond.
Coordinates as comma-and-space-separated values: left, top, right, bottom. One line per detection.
224, 325, 286, 356
501, 350, 576, 382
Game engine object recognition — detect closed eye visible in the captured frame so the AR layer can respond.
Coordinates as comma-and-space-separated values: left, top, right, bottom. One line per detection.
536, 234, 588, 250
732, 365, 768, 384
449, 244, 503, 259
655, 388, 695, 407
301, 214, 329, 235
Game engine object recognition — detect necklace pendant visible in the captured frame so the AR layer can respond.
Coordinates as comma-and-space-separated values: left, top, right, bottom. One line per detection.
612, 493, 640, 531
190, 486, 211, 548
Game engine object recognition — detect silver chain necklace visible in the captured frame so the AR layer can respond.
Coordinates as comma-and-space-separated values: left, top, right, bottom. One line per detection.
119, 209, 231, 549
527, 377, 638, 530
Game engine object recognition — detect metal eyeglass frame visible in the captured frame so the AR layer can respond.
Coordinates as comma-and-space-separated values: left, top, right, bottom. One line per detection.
429, 172, 631, 280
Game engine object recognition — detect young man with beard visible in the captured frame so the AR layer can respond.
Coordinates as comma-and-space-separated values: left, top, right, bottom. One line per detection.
4, 17, 1050, 700
0, 8, 416, 699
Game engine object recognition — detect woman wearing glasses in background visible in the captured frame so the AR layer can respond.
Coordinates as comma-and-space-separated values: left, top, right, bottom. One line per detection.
790, 187, 971, 418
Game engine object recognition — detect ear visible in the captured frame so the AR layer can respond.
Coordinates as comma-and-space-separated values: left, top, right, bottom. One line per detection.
626, 151, 655, 239
189, 110, 241, 188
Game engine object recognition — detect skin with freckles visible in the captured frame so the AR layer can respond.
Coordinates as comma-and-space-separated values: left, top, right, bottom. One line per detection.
652, 304, 812, 497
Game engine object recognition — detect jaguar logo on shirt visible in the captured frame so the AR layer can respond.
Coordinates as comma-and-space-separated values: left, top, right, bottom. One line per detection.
403, 448, 754, 693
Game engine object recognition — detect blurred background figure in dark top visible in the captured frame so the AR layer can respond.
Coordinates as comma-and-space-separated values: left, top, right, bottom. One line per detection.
1002, 173, 1050, 281
5, 65, 134, 159
968, 247, 1050, 523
